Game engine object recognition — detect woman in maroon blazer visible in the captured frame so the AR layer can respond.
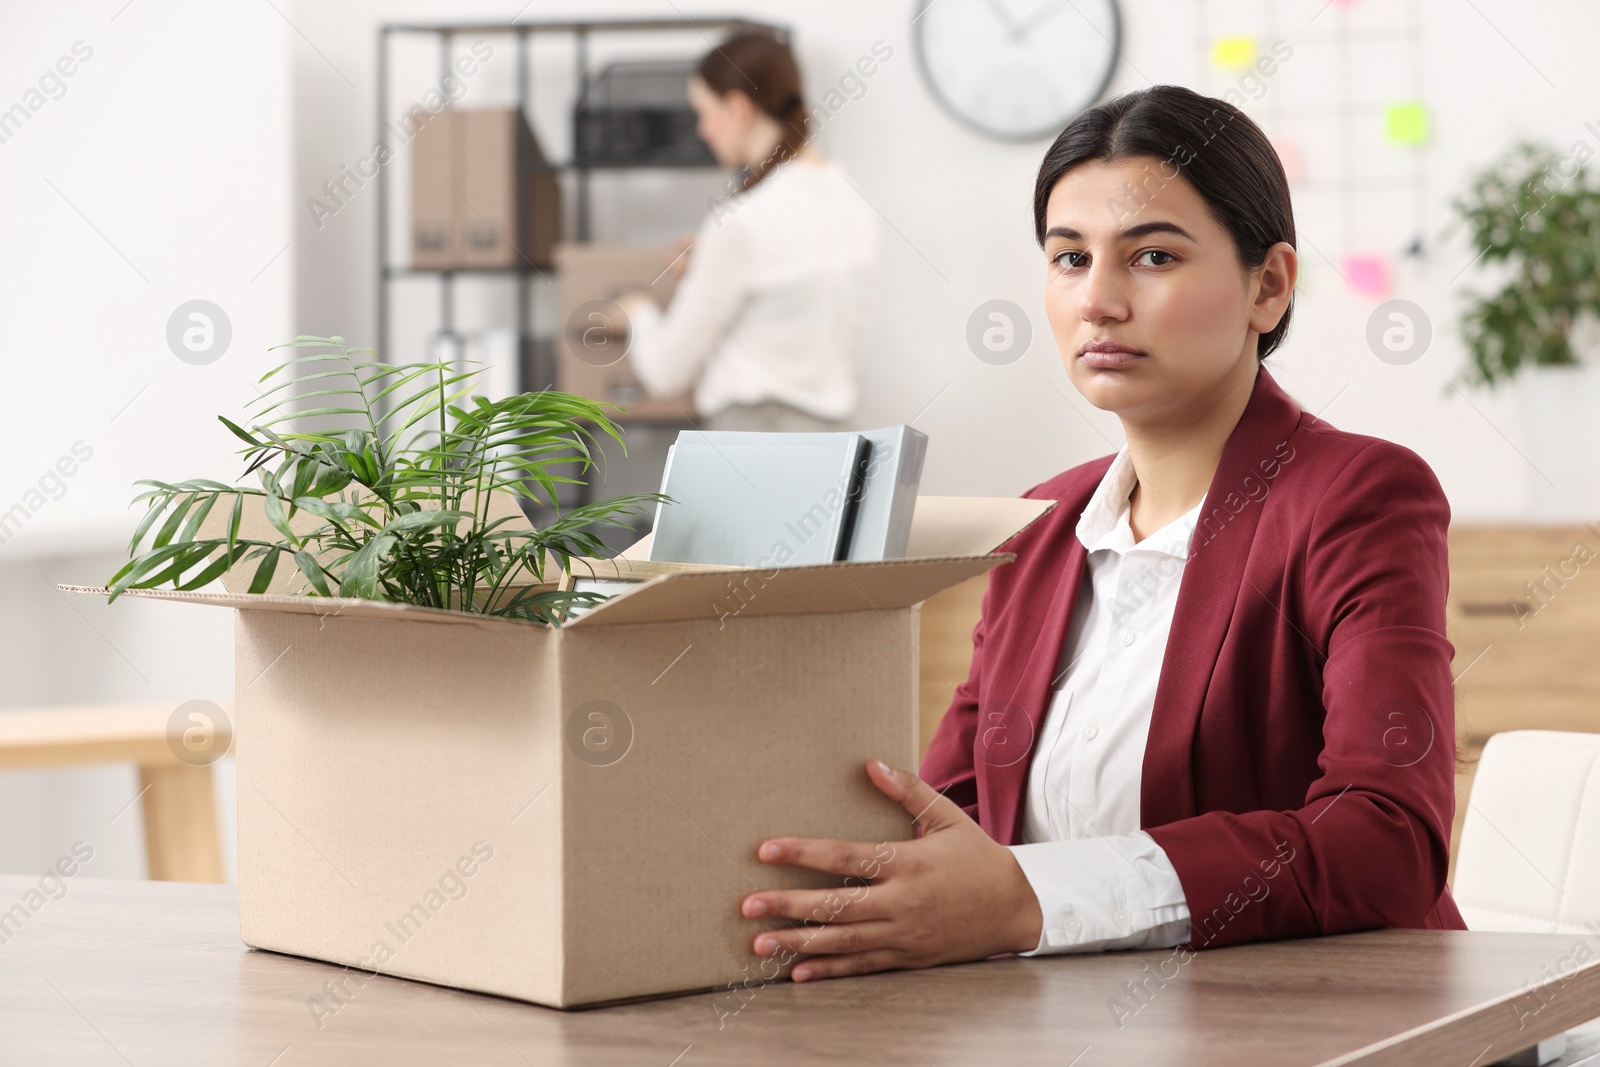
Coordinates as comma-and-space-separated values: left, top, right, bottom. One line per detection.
738, 84, 1465, 982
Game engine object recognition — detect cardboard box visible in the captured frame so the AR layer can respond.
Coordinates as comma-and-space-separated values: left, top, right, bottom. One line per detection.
410, 108, 561, 270
69, 494, 1053, 1008
554, 243, 697, 424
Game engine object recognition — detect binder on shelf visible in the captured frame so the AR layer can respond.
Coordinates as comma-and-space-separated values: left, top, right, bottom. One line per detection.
411, 113, 457, 269
409, 107, 561, 271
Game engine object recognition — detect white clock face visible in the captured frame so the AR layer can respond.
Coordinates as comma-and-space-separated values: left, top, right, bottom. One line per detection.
913, 0, 1121, 141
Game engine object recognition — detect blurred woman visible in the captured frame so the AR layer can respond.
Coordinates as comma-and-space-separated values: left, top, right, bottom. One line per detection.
620, 31, 880, 432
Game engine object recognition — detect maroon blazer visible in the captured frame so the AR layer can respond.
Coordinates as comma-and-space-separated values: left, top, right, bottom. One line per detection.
921, 365, 1466, 949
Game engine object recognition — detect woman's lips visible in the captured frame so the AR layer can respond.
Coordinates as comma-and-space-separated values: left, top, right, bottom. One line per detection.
1078, 348, 1145, 369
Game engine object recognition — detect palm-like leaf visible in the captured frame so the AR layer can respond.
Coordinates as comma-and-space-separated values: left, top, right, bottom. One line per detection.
111, 336, 668, 626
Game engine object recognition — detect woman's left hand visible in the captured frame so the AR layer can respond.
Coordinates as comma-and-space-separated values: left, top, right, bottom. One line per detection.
741, 759, 1044, 982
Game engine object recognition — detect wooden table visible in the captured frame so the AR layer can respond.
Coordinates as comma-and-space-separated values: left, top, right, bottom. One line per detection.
0, 705, 231, 882
3, 877, 1599, 1066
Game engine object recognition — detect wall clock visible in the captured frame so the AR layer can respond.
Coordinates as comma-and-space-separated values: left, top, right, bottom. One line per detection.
912, 0, 1122, 141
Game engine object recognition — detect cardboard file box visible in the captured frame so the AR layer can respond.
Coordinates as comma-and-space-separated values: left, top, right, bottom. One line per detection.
70, 495, 1054, 1008
554, 242, 697, 424
410, 107, 561, 270
409, 109, 455, 268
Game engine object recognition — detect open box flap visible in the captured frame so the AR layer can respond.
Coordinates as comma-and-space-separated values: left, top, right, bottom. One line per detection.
63, 556, 1010, 630
56, 585, 537, 631
74, 495, 1054, 631
619, 494, 1056, 562
901, 495, 1056, 557
562, 552, 1015, 629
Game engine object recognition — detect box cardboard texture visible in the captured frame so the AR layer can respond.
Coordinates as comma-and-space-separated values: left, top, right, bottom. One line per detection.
554, 243, 697, 424
410, 107, 560, 270
70, 494, 1054, 1009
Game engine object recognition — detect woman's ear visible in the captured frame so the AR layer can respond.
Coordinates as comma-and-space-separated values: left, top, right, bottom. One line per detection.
1249, 241, 1298, 335
721, 88, 760, 126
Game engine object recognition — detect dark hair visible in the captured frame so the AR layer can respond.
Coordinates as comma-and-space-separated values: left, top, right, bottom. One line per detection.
1033, 84, 1296, 360
697, 31, 808, 191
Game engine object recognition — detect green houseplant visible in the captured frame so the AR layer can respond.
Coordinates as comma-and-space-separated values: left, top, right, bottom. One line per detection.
109, 336, 665, 625
1450, 139, 1600, 390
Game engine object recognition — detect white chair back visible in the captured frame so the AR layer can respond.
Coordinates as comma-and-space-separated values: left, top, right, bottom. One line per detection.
1453, 730, 1600, 934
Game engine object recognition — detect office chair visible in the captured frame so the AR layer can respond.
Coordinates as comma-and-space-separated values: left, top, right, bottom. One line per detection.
1454, 729, 1600, 1067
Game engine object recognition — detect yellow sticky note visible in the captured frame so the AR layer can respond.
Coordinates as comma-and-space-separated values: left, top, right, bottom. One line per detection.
1211, 36, 1256, 70
1385, 102, 1429, 145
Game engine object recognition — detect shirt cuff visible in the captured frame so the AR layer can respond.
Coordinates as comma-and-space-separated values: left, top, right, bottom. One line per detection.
1006, 830, 1191, 955
621, 297, 662, 385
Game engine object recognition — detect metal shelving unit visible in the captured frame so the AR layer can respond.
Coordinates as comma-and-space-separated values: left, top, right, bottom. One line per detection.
374, 17, 790, 396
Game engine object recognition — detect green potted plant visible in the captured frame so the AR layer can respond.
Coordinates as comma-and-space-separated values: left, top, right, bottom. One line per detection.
108, 336, 665, 623
1451, 139, 1600, 389
1449, 139, 1600, 516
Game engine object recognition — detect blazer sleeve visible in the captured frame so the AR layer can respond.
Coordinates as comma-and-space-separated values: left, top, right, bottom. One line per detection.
1144, 441, 1457, 949
918, 481, 1049, 823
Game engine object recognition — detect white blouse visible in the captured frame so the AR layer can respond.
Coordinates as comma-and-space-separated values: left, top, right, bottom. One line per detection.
626, 157, 880, 421
1005, 443, 1201, 954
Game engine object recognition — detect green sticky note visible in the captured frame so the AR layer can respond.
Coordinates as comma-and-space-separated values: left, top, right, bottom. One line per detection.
1211, 36, 1256, 70
1385, 102, 1429, 145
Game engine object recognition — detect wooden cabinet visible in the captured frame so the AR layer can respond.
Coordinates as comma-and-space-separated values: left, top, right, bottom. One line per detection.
1447, 523, 1600, 884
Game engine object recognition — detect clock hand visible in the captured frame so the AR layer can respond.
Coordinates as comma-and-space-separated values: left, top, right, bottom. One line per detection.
982, 0, 1025, 41
1014, 0, 1069, 42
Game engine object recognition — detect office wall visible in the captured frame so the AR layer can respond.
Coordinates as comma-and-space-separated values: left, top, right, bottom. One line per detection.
0, 2, 291, 878
288, 0, 1600, 518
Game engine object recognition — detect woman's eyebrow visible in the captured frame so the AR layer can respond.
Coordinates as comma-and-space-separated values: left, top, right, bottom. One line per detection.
1043, 221, 1198, 243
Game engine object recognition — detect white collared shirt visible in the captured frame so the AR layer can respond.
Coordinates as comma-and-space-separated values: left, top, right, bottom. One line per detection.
1005, 444, 1199, 954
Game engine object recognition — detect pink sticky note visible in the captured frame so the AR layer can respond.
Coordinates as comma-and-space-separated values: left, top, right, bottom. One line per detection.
1342, 254, 1389, 298
1271, 136, 1303, 184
